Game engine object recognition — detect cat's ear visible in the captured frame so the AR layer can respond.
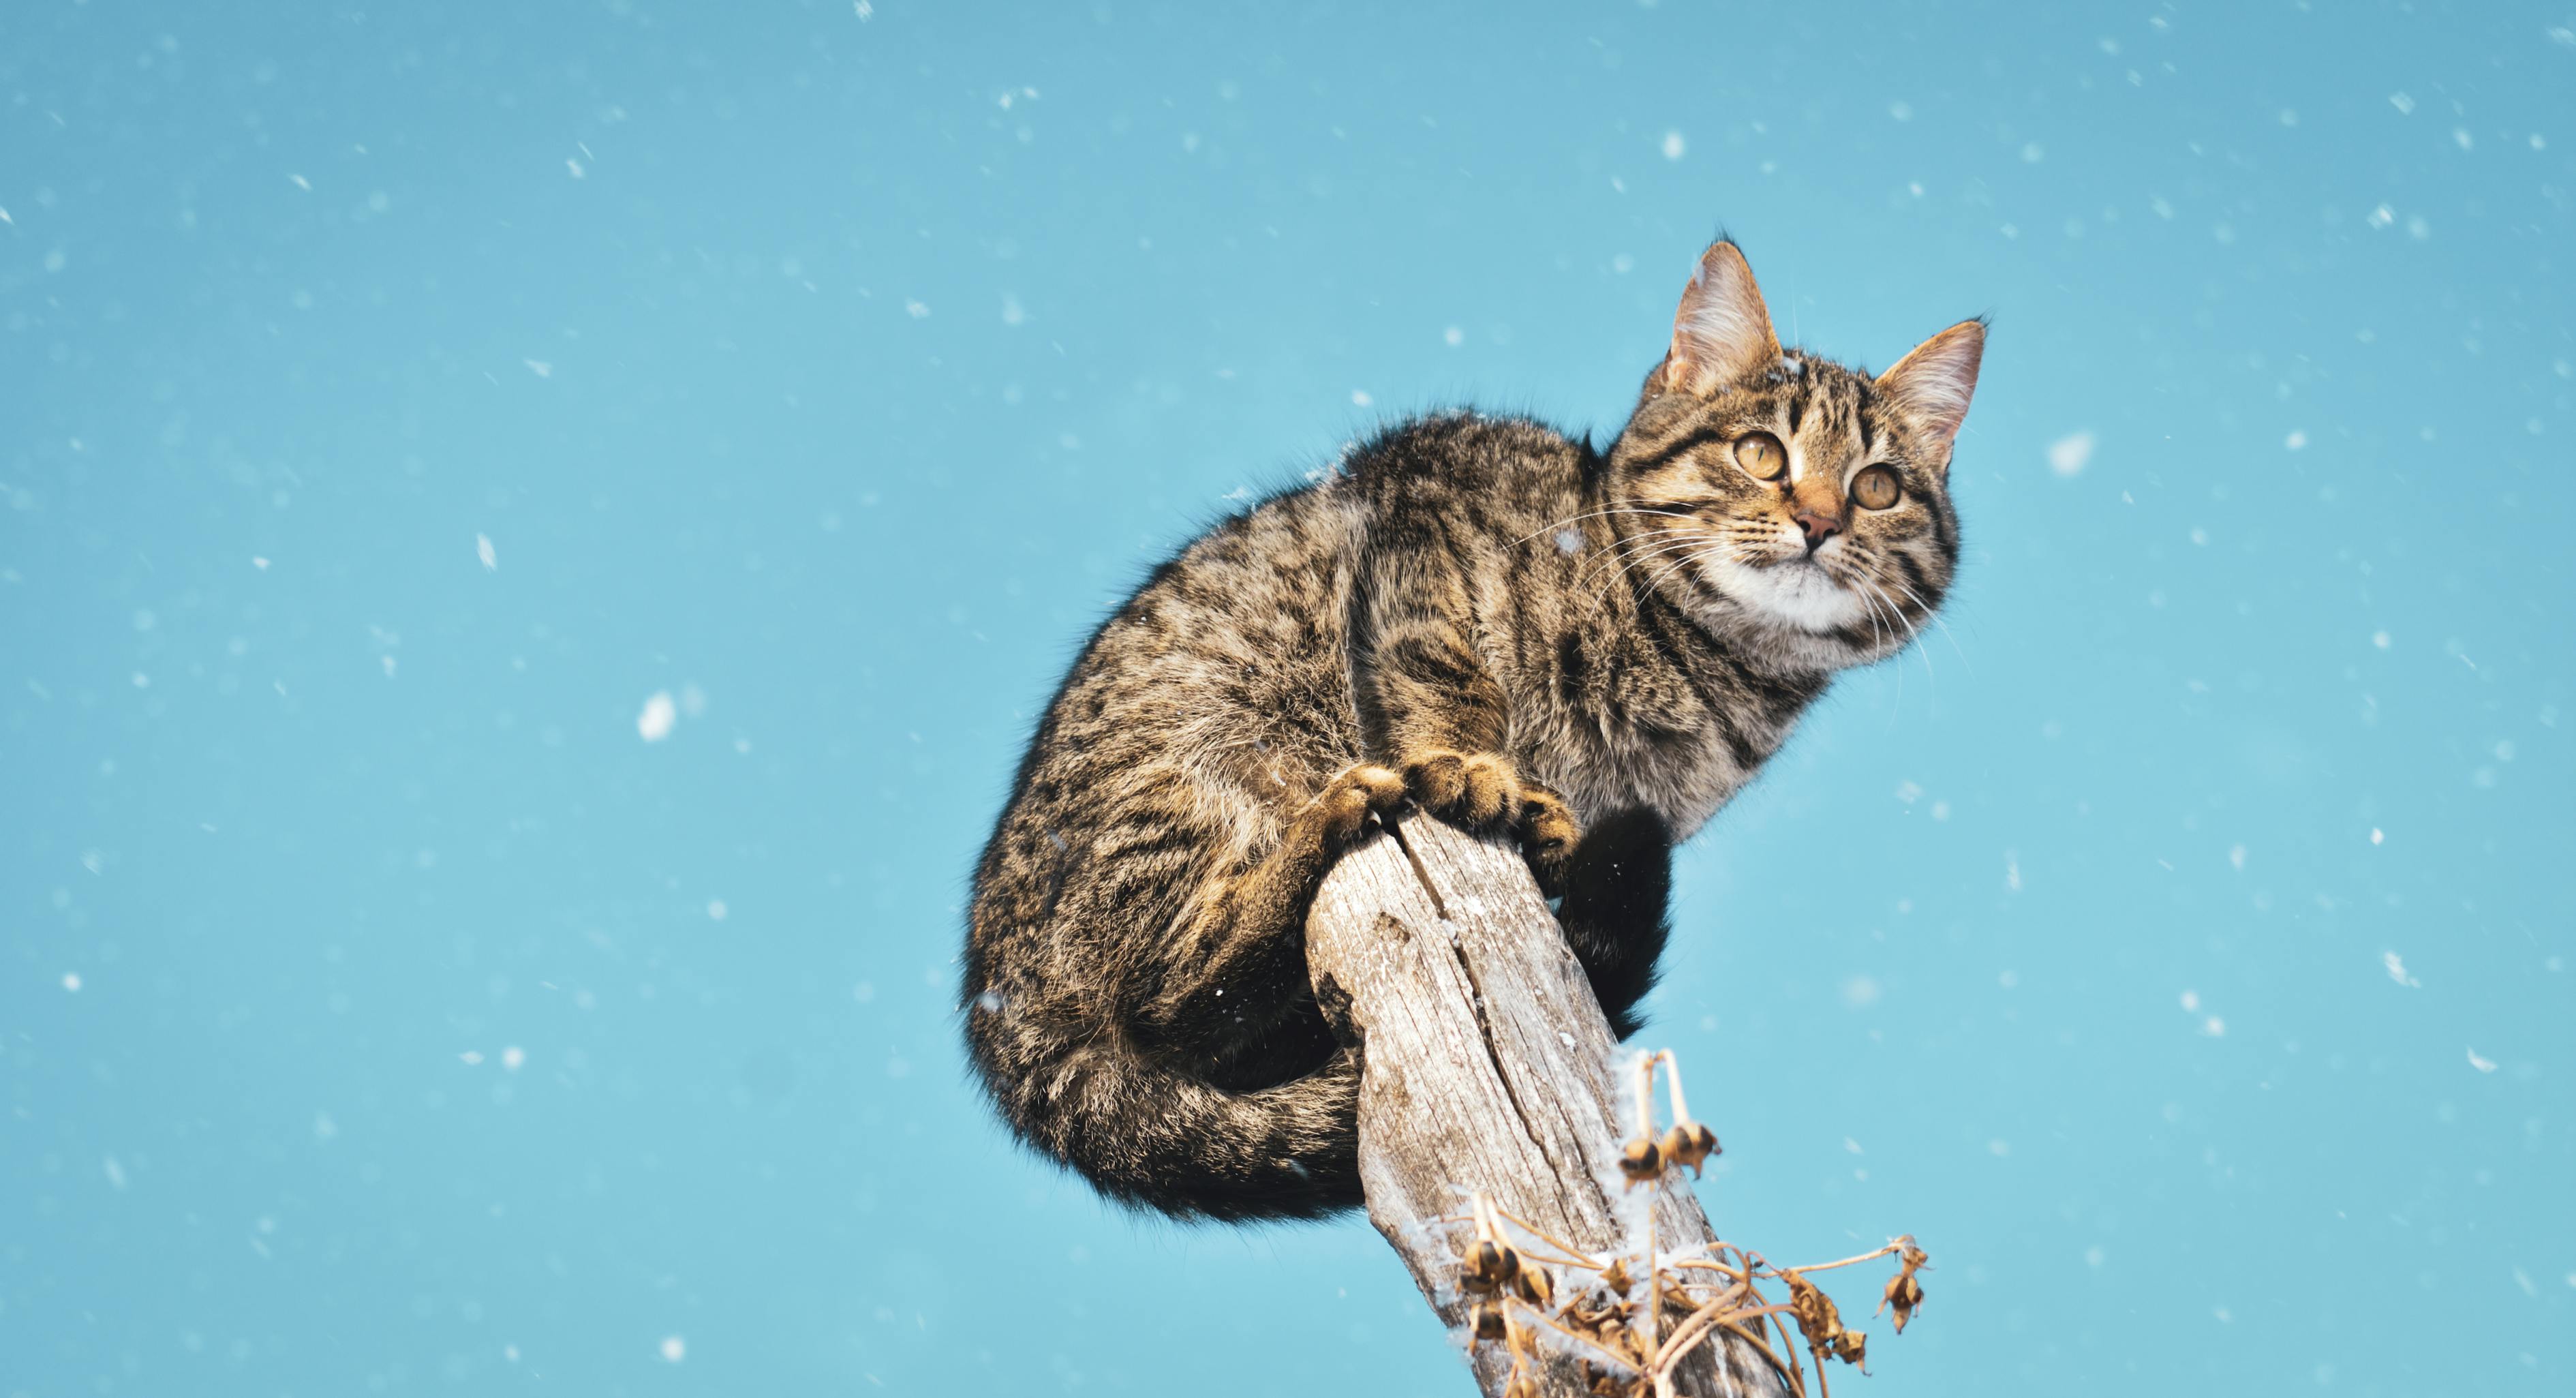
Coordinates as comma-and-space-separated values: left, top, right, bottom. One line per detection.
1877, 318, 1986, 470
1661, 240, 1781, 395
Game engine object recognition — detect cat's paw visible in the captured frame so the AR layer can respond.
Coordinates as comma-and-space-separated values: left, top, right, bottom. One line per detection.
1518, 786, 1582, 895
1315, 763, 1409, 847
1400, 750, 1522, 832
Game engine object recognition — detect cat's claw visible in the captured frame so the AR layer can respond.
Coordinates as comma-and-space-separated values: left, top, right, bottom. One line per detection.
1316, 763, 1409, 847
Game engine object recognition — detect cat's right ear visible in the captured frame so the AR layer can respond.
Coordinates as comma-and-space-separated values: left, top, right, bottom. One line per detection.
1660, 240, 1781, 395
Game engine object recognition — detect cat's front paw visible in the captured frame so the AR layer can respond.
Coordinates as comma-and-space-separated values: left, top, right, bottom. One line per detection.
1400, 750, 1523, 832
1518, 786, 1582, 896
1314, 763, 1409, 848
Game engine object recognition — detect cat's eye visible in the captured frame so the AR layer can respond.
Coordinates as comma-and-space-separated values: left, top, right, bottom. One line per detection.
1851, 465, 1901, 511
1732, 432, 1788, 482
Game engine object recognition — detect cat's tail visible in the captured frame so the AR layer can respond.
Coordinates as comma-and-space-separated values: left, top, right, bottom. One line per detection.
967, 1022, 1362, 1222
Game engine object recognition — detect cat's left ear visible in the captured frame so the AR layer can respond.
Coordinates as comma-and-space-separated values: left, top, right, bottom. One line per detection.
1877, 319, 1986, 472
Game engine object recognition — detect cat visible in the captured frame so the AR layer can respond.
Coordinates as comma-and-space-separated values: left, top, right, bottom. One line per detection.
962, 237, 1982, 1221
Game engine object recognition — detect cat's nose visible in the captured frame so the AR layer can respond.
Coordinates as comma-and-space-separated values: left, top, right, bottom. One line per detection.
1795, 510, 1843, 550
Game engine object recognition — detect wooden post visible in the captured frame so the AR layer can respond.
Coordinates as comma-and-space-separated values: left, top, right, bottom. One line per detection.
1307, 812, 1792, 1398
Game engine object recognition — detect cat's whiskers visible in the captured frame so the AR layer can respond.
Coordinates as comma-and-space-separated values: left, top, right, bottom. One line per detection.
1630, 544, 1721, 617
1509, 506, 1689, 551
1584, 533, 1717, 615
1857, 574, 1937, 706
1569, 526, 1700, 597
1886, 575, 1972, 673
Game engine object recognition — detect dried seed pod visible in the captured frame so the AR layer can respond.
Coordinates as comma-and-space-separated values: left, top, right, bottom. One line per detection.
1618, 1134, 1663, 1185
1471, 1303, 1508, 1341
1460, 1238, 1520, 1294
1880, 1270, 1925, 1333
1597, 1256, 1633, 1295
1783, 1269, 1848, 1358
1511, 1261, 1554, 1309
1834, 1329, 1869, 1367
1660, 1121, 1721, 1176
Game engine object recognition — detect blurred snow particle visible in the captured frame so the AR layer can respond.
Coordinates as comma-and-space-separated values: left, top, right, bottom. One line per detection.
2406, 214, 2430, 241
504, 1344, 521, 1363
2385, 952, 2421, 988
1840, 975, 1882, 1009
637, 691, 677, 742
706, 899, 729, 922
104, 1156, 127, 1190
566, 158, 585, 180
975, 990, 1005, 1014
2004, 850, 2022, 892
1887, 102, 1912, 123
460, 1050, 485, 1065
2551, 26, 2576, 47
1660, 130, 1686, 161
290, 173, 311, 191
660, 1336, 686, 1363
313, 1110, 338, 1140
852, 980, 876, 1004
523, 359, 553, 378
501, 1046, 525, 1072
2466, 1047, 2497, 1074
2020, 142, 2044, 163
476, 533, 497, 571
853, 0, 872, 18
2202, 1016, 2226, 1038
2373, 630, 2392, 650
2451, 127, 2474, 152
1895, 780, 1922, 804
1443, 326, 1464, 348
1000, 294, 1025, 326
2370, 827, 2385, 846
62, 972, 81, 992
1351, 390, 1373, 407
2284, 429, 2308, 451
1987, 1139, 2010, 1157
2366, 204, 2393, 230
2179, 990, 2201, 1012
2389, 92, 2415, 115
1554, 528, 1582, 555
2046, 431, 2094, 476
2228, 843, 2246, 871
904, 299, 930, 319
253, 556, 271, 571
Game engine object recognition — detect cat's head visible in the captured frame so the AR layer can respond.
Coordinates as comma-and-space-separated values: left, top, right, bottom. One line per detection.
1603, 239, 1982, 672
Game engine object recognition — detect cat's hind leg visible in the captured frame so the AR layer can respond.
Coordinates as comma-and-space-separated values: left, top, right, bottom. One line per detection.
1132, 763, 1407, 1055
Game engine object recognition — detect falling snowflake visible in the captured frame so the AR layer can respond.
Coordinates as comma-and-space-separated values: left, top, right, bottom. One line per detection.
2046, 431, 2095, 476
637, 692, 677, 742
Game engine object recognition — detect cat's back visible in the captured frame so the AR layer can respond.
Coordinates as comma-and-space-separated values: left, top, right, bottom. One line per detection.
1340, 412, 1592, 536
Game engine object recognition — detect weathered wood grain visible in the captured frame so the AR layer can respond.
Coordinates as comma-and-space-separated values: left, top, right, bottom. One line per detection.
1306, 812, 1790, 1397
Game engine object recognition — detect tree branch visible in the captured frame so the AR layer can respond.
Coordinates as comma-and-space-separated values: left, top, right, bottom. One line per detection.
1306, 811, 1792, 1397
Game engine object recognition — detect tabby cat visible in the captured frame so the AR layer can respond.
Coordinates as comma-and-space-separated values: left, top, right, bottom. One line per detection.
962, 238, 1983, 1221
